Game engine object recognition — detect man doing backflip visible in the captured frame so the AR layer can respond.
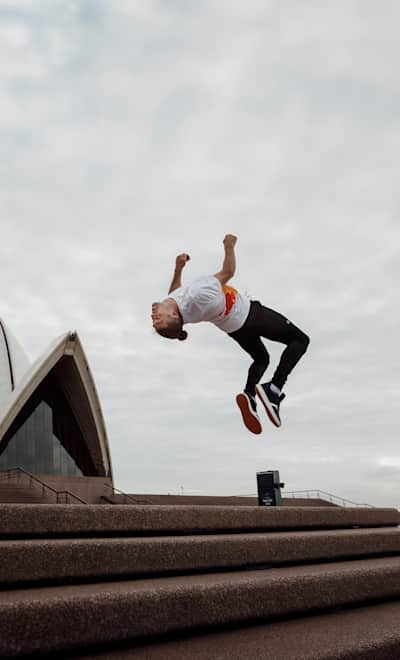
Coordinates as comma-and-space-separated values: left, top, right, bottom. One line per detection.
151, 234, 309, 434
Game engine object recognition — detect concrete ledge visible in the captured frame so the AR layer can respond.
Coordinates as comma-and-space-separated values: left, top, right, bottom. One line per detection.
0, 505, 397, 538
2, 558, 400, 656
1, 528, 400, 585
111, 494, 337, 507
78, 601, 400, 659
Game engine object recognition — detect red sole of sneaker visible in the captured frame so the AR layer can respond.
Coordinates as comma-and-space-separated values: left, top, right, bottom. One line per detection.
255, 386, 281, 428
236, 393, 262, 435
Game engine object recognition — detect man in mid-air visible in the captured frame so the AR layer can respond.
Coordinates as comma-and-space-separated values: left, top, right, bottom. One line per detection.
151, 234, 310, 434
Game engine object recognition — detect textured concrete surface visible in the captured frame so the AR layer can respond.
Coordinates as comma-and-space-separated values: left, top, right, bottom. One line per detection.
1, 503, 399, 657
109, 494, 336, 507
74, 601, 400, 659
35, 475, 113, 504
1, 527, 400, 585
2, 558, 400, 656
0, 482, 53, 503
0, 504, 397, 538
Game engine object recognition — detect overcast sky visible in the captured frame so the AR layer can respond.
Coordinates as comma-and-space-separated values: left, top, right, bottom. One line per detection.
1, 0, 399, 506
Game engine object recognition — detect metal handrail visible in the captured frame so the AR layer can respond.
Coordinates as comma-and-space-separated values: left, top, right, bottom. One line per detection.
102, 483, 153, 505
0, 467, 87, 504
235, 489, 373, 508
278, 489, 373, 508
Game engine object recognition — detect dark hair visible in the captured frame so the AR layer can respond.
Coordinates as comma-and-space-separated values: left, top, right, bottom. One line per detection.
177, 329, 188, 341
156, 317, 188, 341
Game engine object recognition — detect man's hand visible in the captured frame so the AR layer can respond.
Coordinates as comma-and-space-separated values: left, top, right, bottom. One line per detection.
175, 253, 190, 270
223, 234, 237, 249
215, 235, 237, 286
168, 254, 190, 294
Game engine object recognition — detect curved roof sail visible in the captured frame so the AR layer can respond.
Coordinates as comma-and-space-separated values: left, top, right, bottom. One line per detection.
0, 320, 30, 407
0, 329, 112, 479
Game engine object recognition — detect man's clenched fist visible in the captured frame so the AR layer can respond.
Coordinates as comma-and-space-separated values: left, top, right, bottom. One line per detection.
223, 234, 237, 248
175, 253, 190, 269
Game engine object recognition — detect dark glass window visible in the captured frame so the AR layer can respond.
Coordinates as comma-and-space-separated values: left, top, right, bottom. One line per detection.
0, 374, 96, 476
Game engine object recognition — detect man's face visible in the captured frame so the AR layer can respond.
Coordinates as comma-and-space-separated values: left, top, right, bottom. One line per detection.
151, 302, 170, 331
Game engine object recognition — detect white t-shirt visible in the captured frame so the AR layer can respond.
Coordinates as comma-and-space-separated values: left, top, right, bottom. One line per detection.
168, 275, 251, 333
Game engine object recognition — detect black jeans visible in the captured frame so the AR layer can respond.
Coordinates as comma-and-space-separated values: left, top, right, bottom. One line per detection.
228, 301, 310, 396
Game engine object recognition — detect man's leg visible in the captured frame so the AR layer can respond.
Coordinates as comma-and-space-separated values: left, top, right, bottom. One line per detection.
250, 302, 310, 391
229, 332, 270, 397
238, 302, 309, 427
228, 325, 270, 434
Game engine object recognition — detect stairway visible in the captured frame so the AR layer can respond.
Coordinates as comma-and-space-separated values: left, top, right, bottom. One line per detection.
0, 481, 53, 503
0, 470, 87, 504
0, 503, 399, 658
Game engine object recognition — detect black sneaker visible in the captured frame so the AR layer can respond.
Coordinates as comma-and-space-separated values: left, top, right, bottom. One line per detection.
255, 382, 285, 428
236, 392, 262, 435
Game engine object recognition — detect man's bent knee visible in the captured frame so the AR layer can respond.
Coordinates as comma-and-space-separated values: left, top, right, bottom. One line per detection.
299, 333, 310, 354
291, 330, 309, 355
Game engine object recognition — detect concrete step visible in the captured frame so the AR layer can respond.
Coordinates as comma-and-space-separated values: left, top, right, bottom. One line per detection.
0, 483, 52, 504
0, 494, 51, 503
0, 504, 397, 538
2, 557, 400, 657
2, 527, 400, 586
283, 498, 338, 507
75, 600, 400, 659
109, 494, 337, 507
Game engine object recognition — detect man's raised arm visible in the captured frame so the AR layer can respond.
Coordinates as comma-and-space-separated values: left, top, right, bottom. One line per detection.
168, 253, 190, 294
214, 234, 237, 285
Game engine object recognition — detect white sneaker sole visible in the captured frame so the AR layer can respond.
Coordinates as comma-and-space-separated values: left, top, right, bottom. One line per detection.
236, 393, 262, 435
255, 385, 281, 428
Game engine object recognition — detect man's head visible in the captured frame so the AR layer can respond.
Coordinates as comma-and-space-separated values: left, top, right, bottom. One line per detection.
151, 299, 188, 341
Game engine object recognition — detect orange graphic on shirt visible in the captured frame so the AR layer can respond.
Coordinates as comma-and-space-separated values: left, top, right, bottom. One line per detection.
222, 285, 237, 316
